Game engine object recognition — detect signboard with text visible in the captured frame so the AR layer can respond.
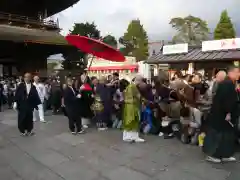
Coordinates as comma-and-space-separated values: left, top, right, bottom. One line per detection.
202, 38, 240, 52
163, 43, 188, 55
87, 56, 136, 67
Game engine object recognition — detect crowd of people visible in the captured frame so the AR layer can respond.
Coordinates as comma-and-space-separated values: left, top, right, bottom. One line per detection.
0, 65, 240, 163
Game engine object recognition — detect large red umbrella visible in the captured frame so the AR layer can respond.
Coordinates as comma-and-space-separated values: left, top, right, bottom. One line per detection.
65, 35, 125, 62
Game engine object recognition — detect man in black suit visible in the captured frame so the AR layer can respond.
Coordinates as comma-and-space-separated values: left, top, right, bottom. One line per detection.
63, 77, 84, 134
13, 73, 41, 136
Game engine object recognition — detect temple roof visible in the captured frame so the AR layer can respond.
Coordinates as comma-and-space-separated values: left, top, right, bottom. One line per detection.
0, 24, 68, 45
0, 0, 80, 18
146, 46, 240, 64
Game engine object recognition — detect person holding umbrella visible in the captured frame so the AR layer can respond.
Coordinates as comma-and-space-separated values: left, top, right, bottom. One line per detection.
77, 73, 94, 128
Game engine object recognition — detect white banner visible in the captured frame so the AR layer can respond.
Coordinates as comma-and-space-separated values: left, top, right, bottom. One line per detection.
202, 38, 240, 52
163, 43, 188, 55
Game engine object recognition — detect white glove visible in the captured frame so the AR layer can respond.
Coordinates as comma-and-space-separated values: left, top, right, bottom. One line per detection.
76, 94, 81, 98
225, 113, 231, 121
80, 85, 84, 90
13, 102, 17, 110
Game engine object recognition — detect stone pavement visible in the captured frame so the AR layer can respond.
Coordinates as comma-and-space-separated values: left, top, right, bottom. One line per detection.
0, 110, 239, 180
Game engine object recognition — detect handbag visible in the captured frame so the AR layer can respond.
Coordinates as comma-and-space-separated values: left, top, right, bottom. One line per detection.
91, 95, 104, 113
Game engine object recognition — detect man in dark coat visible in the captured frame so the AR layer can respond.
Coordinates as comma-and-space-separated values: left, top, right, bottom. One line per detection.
211, 71, 227, 98
13, 73, 41, 136
203, 66, 239, 163
63, 77, 84, 134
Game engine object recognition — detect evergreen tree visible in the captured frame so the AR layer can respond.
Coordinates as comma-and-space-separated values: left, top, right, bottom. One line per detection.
214, 10, 236, 40
119, 19, 149, 61
102, 35, 118, 48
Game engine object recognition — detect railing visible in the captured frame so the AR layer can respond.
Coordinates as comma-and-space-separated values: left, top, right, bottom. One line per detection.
0, 12, 59, 31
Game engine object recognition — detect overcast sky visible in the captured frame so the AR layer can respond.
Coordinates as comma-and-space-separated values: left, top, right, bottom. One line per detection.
55, 0, 240, 41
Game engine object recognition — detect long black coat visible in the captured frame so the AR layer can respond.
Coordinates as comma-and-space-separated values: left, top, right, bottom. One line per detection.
14, 82, 41, 114
207, 78, 239, 132
203, 78, 238, 158
78, 89, 94, 118
63, 86, 79, 113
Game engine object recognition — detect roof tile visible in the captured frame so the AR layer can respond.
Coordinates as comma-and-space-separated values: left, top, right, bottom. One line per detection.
146, 46, 240, 64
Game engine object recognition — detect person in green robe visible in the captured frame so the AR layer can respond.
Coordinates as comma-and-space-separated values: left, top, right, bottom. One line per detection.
123, 75, 145, 142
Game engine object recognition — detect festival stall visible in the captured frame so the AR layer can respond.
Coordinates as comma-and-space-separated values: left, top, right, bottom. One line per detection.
86, 56, 138, 79
146, 38, 240, 78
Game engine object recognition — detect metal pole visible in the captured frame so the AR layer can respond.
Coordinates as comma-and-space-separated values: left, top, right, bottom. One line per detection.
86, 55, 95, 75
88, 55, 94, 68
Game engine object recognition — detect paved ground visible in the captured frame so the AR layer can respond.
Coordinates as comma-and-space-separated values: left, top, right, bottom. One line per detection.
0, 110, 240, 180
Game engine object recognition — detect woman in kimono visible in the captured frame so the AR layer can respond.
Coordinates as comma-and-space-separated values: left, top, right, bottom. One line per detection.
122, 75, 145, 142
77, 74, 94, 128
93, 76, 114, 130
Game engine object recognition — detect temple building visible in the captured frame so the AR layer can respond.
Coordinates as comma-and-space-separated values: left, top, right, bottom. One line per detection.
0, 0, 80, 76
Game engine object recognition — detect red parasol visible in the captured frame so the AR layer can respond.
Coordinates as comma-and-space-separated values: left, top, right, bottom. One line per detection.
65, 35, 125, 62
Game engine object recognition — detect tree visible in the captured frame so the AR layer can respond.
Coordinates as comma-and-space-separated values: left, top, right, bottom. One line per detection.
214, 10, 236, 40
169, 15, 209, 45
69, 22, 100, 38
102, 35, 118, 48
62, 22, 101, 69
119, 19, 149, 61
47, 62, 58, 70
62, 52, 85, 70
